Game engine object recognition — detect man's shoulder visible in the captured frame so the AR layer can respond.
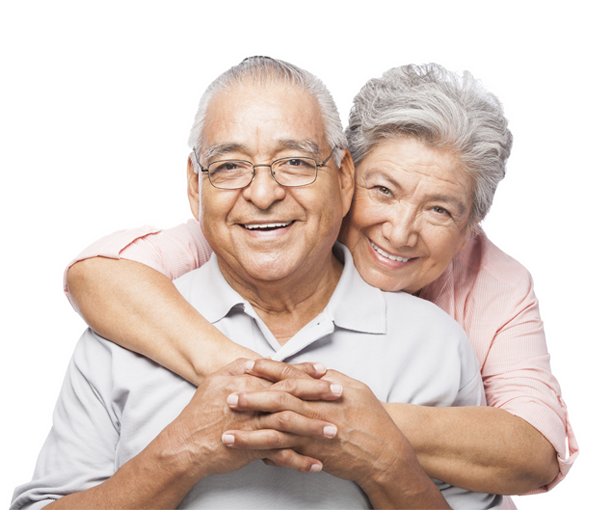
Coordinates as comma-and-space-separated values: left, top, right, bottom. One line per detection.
332, 243, 470, 344
69, 328, 164, 392
172, 255, 219, 303
382, 289, 469, 343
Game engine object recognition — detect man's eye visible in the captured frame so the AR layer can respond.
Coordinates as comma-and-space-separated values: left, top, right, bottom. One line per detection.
284, 158, 311, 167
214, 162, 242, 172
375, 185, 392, 195
210, 162, 251, 177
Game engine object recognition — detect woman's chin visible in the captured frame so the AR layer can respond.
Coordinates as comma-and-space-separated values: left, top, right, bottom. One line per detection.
356, 264, 412, 293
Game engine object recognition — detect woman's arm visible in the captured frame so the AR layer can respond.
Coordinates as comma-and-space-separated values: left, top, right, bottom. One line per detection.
68, 255, 559, 495
384, 403, 558, 495
68, 257, 257, 383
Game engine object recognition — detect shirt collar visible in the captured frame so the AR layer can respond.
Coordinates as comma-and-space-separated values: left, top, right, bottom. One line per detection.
185, 254, 248, 324
188, 243, 387, 335
326, 243, 386, 334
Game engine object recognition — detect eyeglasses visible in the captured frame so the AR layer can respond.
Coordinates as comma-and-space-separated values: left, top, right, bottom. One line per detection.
193, 145, 337, 190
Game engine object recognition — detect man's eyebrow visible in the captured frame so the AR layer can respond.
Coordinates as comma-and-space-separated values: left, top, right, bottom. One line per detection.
204, 140, 322, 161
277, 139, 321, 158
204, 143, 246, 161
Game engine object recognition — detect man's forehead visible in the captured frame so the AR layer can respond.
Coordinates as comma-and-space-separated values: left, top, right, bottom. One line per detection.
200, 81, 327, 158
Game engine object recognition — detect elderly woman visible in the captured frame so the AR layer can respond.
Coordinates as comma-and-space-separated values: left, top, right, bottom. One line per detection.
66, 63, 576, 507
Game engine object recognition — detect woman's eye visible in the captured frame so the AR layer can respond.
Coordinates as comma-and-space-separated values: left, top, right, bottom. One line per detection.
432, 206, 450, 216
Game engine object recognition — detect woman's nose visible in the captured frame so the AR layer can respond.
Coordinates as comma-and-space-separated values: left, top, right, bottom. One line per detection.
382, 205, 419, 248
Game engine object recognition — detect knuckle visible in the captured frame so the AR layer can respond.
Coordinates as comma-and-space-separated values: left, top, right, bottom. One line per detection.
275, 410, 294, 430
272, 448, 294, 465
293, 362, 314, 375
276, 378, 298, 394
279, 363, 297, 379
264, 429, 285, 447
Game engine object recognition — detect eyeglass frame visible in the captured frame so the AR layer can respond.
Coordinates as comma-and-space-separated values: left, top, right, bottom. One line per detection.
191, 145, 338, 190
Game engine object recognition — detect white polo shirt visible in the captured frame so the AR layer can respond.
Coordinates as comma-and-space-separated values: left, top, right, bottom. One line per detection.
12, 244, 502, 510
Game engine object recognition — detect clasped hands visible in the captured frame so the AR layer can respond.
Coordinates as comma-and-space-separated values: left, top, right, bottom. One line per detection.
171, 357, 417, 484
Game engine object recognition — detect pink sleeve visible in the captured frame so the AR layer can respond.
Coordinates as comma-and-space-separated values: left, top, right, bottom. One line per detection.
482, 274, 578, 493
63, 219, 213, 305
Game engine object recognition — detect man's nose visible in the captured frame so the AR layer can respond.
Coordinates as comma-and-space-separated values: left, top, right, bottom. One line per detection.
241, 165, 286, 210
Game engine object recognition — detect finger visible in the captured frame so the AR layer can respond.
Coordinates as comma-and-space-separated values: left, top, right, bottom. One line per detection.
222, 426, 334, 451
245, 359, 324, 382
226, 392, 337, 438
220, 357, 256, 377
291, 361, 328, 379
227, 389, 307, 414
262, 449, 322, 473
269, 378, 343, 401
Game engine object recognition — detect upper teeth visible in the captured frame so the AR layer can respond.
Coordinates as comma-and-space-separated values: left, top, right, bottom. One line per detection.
370, 241, 409, 262
244, 222, 292, 230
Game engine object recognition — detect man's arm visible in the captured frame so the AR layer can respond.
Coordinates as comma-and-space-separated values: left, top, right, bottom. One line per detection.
45, 431, 205, 510
49, 364, 331, 510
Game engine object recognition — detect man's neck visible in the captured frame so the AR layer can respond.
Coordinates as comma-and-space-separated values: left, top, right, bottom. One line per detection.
218, 252, 344, 346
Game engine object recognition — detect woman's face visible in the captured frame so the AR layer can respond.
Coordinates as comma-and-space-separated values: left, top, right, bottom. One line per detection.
339, 136, 474, 294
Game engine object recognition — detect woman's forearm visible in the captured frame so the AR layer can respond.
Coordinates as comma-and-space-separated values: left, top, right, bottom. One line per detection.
67, 257, 258, 385
384, 403, 559, 495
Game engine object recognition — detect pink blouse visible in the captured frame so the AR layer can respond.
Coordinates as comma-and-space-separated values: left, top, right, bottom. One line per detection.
64, 219, 577, 496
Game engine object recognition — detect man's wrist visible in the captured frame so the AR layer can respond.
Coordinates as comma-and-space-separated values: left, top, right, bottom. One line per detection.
359, 467, 449, 510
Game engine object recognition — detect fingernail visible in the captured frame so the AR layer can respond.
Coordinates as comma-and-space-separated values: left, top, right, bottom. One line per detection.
222, 434, 235, 446
323, 425, 337, 438
227, 394, 239, 406
330, 384, 343, 396
245, 360, 255, 371
313, 362, 327, 375
310, 463, 322, 472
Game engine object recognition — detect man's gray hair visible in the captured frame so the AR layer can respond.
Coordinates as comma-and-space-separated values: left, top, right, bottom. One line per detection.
346, 63, 513, 225
188, 56, 346, 166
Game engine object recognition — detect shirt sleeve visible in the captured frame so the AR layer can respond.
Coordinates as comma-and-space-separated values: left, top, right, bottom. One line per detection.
11, 330, 120, 510
482, 272, 578, 493
63, 219, 213, 305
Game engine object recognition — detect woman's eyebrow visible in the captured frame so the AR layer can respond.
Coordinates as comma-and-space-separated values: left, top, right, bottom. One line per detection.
363, 169, 469, 215
430, 194, 468, 215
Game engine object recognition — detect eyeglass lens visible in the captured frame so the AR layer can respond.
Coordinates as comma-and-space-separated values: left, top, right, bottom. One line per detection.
208, 158, 317, 189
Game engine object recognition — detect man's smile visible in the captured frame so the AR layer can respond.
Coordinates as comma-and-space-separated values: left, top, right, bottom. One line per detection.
242, 221, 294, 231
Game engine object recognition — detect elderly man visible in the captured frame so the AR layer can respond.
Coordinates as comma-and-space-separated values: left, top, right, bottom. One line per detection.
12, 57, 501, 510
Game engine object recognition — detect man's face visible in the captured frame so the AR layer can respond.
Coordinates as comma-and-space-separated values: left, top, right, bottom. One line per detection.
188, 81, 354, 288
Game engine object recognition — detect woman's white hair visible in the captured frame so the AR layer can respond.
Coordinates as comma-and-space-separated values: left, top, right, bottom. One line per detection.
188, 56, 346, 166
346, 63, 513, 225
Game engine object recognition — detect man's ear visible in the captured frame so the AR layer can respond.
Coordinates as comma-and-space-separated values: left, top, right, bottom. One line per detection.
187, 155, 200, 221
338, 149, 355, 217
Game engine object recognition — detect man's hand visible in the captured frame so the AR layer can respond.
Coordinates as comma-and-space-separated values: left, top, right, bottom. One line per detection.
220, 359, 451, 509
157, 358, 341, 481
222, 361, 407, 483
